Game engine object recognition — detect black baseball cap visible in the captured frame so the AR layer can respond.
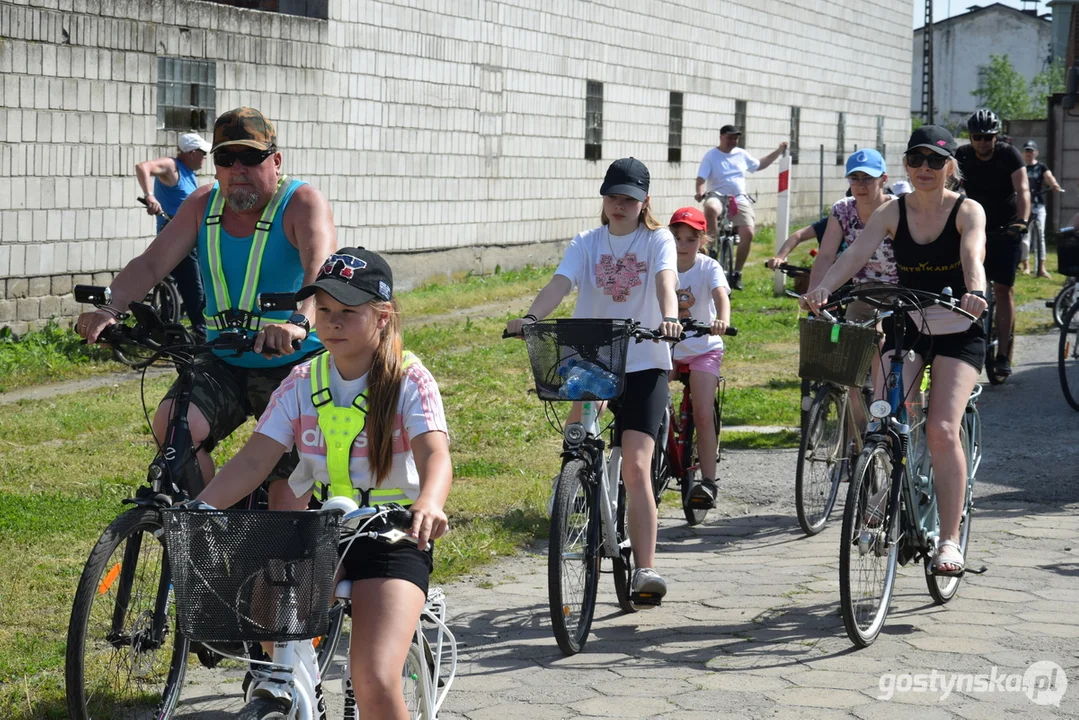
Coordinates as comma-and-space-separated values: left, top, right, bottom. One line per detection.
720, 124, 741, 136
1023, 140, 1038, 151
906, 125, 957, 157
295, 247, 393, 306
600, 157, 650, 201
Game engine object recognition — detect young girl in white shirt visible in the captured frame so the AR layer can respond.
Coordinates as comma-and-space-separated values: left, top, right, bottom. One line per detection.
668, 207, 731, 509
506, 158, 681, 603
197, 247, 451, 720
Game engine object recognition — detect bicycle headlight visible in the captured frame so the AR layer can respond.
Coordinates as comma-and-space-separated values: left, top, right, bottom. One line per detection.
869, 400, 892, 420
564, 422, 586, 445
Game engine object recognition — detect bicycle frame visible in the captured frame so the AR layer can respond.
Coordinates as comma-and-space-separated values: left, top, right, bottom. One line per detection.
575, 401, 624, 559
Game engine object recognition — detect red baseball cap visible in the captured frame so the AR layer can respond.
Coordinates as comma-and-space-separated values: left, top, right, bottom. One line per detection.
669, 207, 706, 231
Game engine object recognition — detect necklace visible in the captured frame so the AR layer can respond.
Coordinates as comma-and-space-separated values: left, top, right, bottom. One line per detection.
606, 224, 644, 262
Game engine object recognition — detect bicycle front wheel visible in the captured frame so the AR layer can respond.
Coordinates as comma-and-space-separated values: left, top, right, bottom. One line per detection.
839, 441, 899, 648
720, 237, 735, 278
237, 697, 290, 719
315, 599, 348, 675
1052, 283, 1079, 329
984, 287, 1008, 385
795, 387, 846, 536
1059, 302, 1079, 410
548, 459, 600, 655
66, 507, 189, 720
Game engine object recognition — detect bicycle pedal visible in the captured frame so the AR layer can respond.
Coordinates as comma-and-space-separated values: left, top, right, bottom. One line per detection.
629, 592, 663, 607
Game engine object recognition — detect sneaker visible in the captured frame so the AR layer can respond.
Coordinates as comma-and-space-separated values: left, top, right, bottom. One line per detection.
995, 355, 1012, 377
631, 568, 667, 605
688, 477, 718, 509
730, 271, 743, 291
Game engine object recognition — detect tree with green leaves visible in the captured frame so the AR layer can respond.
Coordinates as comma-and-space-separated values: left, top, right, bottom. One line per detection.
972, 54, 1033, 121
1029, 59, 1066, 117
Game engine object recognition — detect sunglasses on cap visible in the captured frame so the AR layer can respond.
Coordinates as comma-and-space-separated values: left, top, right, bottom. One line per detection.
213, 146, 277, 168
905, 152, 949, 170
970, 133, 996, 142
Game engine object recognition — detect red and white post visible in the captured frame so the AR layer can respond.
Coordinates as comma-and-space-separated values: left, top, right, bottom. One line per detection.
774, 147, 792, 296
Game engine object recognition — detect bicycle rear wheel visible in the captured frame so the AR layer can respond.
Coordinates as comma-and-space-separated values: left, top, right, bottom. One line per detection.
402, 642, 429, 719
1052, 282, 1079, 329
1058, 302, 1079, 410
796, 386, 846, 536
548, 459, 600, 655
66, 507, 189, 720
839, 441, 899, 648
926, 426, 974, 604
612, 478, 639, 614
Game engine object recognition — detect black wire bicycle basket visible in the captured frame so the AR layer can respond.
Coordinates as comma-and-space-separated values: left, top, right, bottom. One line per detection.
1057, 232, 1079, 277
161, 509, 339, 642
521, 319, 632, 401
798, 317, 881, 388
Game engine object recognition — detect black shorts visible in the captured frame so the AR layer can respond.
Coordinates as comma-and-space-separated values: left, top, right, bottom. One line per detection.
610, 369, 669, 441
881, 313, 986, 373
339, 536, 433, 596
162, 351, 319, 481
984, 231, 1022, 287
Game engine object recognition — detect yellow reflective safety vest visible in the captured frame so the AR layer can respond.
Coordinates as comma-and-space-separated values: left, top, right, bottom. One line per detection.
310, 351, 419, 506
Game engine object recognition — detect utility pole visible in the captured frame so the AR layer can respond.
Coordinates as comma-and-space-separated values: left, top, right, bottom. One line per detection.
922, 0, 934, 125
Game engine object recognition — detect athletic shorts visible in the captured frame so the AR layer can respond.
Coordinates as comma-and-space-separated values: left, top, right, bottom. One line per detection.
162, 351, 319, 481
984, 231, 1022, 287
610, 369, 668, 441
674, 349, 724, 379
881, 313, 986, 373
340, 535, 433, 596
730, 195, 756, 229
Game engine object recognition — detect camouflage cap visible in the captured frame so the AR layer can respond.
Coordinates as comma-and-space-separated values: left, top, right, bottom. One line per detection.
211, 107, 277, 152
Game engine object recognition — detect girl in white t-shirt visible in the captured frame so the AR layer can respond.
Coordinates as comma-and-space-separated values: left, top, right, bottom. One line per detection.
506, 158, 681, 604
668, 207, 731, 508
197, 247, 451, 720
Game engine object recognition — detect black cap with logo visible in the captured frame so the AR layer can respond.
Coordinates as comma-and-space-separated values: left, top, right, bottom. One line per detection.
906, 125, 957, 157
295, 248, 393, 306
600, 157, 650, 202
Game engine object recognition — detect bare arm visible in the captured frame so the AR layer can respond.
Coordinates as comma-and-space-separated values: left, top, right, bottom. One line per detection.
956, 201, 989, 317
1012, 166, 1031, 223
813, 201, 896, 296
408, 430, 452, 547
756, 142, 790, 171
1044, 169, 1063, 193
505, 275, 573, 335
695, 176, 707, 201
768, 225, 816, 267
711, 285, 730, 335
135, 158, 179, 215
807, 216, 843, 290
196, 433, 288, 509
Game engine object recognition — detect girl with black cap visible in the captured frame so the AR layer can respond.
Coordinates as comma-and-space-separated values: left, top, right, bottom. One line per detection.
801, 126, 988, 578
507, 158, 682, 604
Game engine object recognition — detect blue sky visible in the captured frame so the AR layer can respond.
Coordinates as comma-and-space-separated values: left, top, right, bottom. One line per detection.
912, 0, 1051, 28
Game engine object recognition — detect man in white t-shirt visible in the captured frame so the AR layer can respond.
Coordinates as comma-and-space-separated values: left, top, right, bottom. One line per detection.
694, 124, 788, 290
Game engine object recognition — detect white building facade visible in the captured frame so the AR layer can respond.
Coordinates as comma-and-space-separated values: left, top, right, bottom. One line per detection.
0, 0, 913, 332
912, 3, 1052, 129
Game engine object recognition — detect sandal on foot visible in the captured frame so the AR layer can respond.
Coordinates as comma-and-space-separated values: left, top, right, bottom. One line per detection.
688, 478, 718, 509
930, 539, 966, 577
862, 486, 888, 528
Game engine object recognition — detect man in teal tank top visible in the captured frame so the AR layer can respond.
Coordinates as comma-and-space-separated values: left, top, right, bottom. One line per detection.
135, 132, 211, 340
76, 108, 337, 509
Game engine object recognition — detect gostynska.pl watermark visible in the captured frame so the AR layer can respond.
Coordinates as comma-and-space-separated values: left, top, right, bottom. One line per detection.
878, 661, 1067, 706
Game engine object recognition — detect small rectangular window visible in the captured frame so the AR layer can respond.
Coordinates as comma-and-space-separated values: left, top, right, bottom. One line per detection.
198, 0, 329, 19
734, 99, 747, 148
790, 107, 801, 165
157, 57, 216, 131
585, 80, 603, 161
876, 116, 885, 157
668, 91, 683, 163
836, 112, 846, 165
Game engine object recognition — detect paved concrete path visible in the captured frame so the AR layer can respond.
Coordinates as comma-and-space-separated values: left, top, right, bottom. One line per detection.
176, 333, 1079, 719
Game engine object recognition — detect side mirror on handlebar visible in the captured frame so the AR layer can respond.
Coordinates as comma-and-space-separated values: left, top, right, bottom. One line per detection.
257, 292, 297, 313
74, 285, 112, 306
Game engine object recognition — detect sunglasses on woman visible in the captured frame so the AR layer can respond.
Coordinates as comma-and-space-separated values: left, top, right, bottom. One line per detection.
905, 152, 949, 170
213, 146, 276, 168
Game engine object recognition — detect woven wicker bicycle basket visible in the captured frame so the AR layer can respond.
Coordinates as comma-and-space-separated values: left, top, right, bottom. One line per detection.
1057, 233, 1079, 277
521, 319, 631, 401
798, 317, 882, 388
161, 509, 339, 643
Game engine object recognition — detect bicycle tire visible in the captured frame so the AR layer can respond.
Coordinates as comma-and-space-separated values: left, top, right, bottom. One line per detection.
1052, 282, 1079, 329
1058, 302, 1079, 411
314, 600, 348, 676
402, 641, 429, 719
611, 479, 638, 614
680, 412, 708, 526
548, 459, 600, 655
719, 236, 735, 278
650, 409, 671, 507
983, 286, 1009, 385
926, 425, 975, 604
66, 507, 189, 720
839, 440, 899, 648
236, 696, 290, 720
795, 386, 845, 536
152, 278, 183, 325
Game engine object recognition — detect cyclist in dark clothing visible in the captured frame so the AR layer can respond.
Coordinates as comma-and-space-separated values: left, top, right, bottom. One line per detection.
955, 109, 1030, 376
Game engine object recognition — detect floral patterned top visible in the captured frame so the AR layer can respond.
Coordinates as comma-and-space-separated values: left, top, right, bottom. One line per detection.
832, 196, 898, 284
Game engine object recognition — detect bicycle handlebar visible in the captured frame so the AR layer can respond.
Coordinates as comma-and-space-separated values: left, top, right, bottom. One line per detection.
816, 284, 980, 323
502, 318, 738, 341
770, 262, 811, 277
138, 196, 173, 221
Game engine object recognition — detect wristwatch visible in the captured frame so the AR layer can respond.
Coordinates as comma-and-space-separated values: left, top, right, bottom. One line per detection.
287, 313, 310, 339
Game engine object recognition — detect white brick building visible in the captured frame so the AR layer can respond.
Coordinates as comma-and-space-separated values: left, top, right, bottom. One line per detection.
0, 0, 913, 332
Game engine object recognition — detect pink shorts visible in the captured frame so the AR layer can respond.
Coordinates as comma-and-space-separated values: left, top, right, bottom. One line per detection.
674, 349, 724, 379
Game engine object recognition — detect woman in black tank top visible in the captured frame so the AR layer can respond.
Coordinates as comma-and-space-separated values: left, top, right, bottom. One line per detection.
800, 126, 989, 577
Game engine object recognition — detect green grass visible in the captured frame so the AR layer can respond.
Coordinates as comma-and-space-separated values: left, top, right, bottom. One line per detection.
0, 321, 115, 393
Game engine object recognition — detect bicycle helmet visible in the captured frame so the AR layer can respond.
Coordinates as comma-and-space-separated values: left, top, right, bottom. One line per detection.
967, 109, 1001, 135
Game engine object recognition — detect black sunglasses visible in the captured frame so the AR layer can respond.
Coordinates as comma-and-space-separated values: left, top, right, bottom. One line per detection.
970, 133, 996, 142
213, 146, 276, 168
905, 152, 949, 170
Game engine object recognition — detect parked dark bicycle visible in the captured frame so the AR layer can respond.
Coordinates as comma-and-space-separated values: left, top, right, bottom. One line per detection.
63, 286, 341, 720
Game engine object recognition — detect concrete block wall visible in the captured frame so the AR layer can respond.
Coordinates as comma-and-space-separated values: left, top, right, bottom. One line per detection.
0, 0, 913, 332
